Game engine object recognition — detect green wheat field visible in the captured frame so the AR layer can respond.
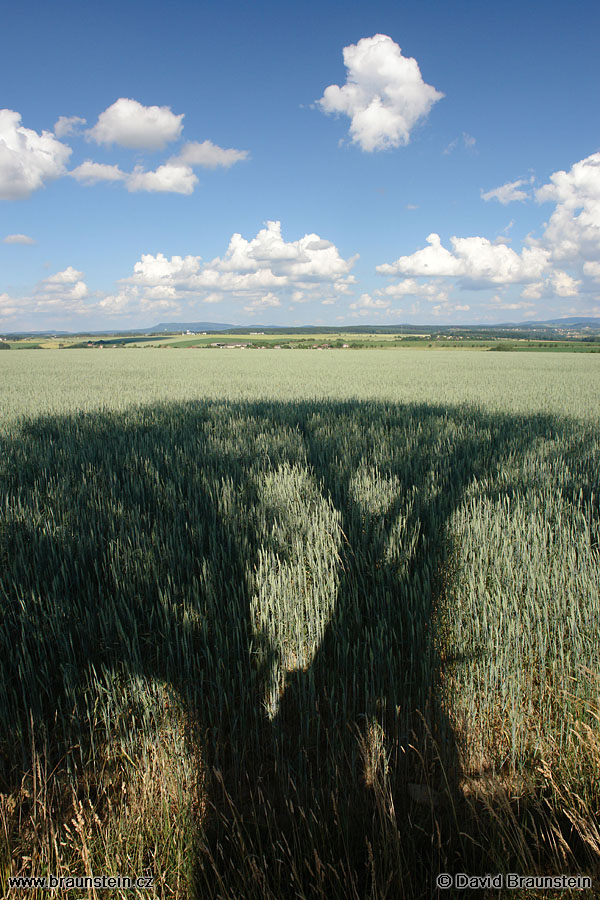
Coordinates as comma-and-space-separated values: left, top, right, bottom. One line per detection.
1, 349, 599, 898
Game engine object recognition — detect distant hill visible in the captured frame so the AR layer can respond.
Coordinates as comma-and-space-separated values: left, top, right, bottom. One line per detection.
148, 321, 234, 333
146, 317, 600, 333
2, 317, 600, 340
534, 317, 600, 327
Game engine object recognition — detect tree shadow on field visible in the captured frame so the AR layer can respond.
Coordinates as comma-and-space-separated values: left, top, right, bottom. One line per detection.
0, 400, 595, 897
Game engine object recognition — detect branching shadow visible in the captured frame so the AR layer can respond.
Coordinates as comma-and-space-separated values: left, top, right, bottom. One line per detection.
0, 399, 597, 897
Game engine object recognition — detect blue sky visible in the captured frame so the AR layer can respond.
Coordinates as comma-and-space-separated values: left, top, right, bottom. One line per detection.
1, 0, 599, 330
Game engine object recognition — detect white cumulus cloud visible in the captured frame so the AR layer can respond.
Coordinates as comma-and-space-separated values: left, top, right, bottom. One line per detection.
19, 266, 92, 315
490, 298, 535, 311
87, 98, 184, 150
3, 103, 247, 200
0, 265, 92, 323
0, 292, 20, 319
376, 233, 462, 277
379, 277, 449, 303
128, 253, 203, 285
520, 282, 544, 300
243, 292, 281, 313
519, 270, 581, 300
122, 221, 357, 306
175, 140, 248, 169
44, 266, 84, 285
70, 161, 126, 184
3, 233, 36, 244
550, 270, 580, 297
535, 152, 600, 263
98, 286, 181, 317
0, 109, 71, 200
375, 152, 600, 318
38, 272, 88, 301
317, 34, 443, 151
349, 292, 390, 310
0, 274, 185, 326
66, 281, 89, 300
72, 145, 246, 194
481, 178, 530, 204
127, 163, 198, 195
377, 232, 550, 286
54, 115, 87, 138
583, 261, 600, 281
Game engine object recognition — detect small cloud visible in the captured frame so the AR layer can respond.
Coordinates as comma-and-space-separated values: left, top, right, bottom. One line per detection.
70, 143, 245, 195
583, 261, 600, 281
174, 140, 248, 169
442, 137, 458, 155
520, 282, 544, 300
44, 266, 84, 284
405, 204, 418, 210
494, 219, 515, 244
494, 301, 535, 311
349, 292, 390, 310
378, 277, 449, 303
127, 163, 198, 195
3, 233, 36, 244
98, 286, 181, 317
70, 161, 126, 184
443, 132, 476, 155
143, 285, 178, 300
490, 293, 535, 310
316, 34, 443, 152
87, 98, 184, 150
32, 266, 89, 306
550, 270, 580, 297
481, 179, 530, 205
54, 115, 87, 138
139, 297, 181, 314
243, 292, 281, 313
